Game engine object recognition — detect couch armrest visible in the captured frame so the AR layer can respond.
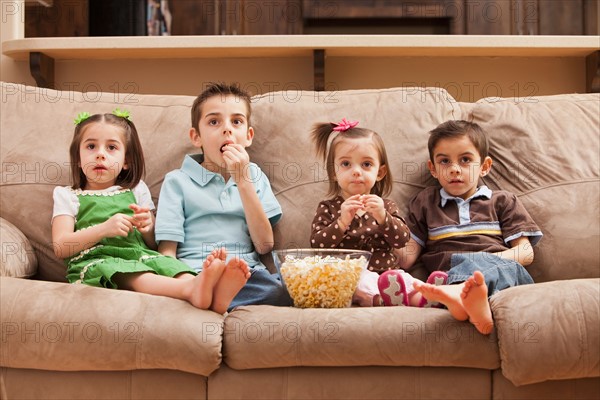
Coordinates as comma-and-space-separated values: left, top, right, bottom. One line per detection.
0, 218, 37, 278
491, 279, 600, 386
0, 277, 223, 376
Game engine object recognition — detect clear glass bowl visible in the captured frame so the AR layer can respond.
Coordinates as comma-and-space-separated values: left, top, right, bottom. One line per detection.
272, 249, 371, 308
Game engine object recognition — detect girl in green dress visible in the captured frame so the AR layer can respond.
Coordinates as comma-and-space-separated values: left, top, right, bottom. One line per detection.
52, 110, 250, 313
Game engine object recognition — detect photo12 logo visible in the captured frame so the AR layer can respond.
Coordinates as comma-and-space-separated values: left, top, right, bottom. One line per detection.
1, 82, 140, 105
1, 321, 141, 344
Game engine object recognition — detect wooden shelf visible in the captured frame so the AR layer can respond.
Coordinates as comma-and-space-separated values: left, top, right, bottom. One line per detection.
3, 35, 599, 60
2, 35, 599, 92
24, 0, 53, 6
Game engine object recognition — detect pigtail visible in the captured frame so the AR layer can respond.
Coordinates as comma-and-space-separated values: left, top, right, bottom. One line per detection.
311, 122, 336, 161
116, 117, 145, 190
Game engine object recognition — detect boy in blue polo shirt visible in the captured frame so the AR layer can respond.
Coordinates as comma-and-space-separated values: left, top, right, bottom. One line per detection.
155, 82, 291, 311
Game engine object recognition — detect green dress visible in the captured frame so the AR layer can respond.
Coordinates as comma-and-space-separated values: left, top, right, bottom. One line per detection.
65, 188, 195, 288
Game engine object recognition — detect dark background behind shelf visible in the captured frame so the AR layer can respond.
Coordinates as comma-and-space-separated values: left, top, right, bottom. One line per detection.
25, 0, 599, 38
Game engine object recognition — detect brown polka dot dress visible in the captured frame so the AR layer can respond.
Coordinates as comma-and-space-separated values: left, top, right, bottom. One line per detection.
310, 196, 410, 273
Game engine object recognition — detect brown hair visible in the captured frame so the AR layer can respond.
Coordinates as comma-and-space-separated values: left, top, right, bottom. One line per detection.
69, 113, 145, 190
428, 120, 489, 163
191, 82, 252, 132
311, 122, 393, 198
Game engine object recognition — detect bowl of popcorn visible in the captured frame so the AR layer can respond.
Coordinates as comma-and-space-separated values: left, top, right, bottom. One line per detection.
273, 249, 371, 308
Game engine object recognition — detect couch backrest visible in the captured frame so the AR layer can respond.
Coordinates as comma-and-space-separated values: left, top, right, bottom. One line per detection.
1, 82, 196, 281
459, 95, 600, 282
248, 87, 458, 249
1, 82, 598, 283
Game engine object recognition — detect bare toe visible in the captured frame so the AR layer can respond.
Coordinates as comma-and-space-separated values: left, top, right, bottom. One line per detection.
231, 258, 251, 278
216, 247, 227, 261
203, 254, 215, 270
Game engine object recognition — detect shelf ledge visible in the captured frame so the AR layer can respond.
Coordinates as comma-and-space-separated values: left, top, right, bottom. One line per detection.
3, 35, 598, 93
3, 35, 599, 61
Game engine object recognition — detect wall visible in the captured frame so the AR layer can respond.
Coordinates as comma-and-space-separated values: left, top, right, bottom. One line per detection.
0, 0, 33, 85
0, 0, 595, 100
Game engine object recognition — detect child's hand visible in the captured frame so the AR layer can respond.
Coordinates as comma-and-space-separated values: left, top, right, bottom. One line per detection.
338, 194, 363, 230
361, 195, 386, 224
103, 213, 134, 238
129, 204, 154, 233
222, 143, 250, 183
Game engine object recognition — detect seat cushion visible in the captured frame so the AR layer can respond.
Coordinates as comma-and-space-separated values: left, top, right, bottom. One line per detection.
223, 305, 500, 370
0, 277, 223, 376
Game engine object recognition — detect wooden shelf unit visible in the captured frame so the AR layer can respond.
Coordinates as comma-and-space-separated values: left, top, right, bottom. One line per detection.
2, 34, 599, 94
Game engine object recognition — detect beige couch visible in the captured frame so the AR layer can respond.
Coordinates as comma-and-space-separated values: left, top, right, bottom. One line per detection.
1, 81, 599, 399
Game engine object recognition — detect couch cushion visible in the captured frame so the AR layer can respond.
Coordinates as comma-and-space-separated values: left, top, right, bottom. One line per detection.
249, 87, 459, 254
223, 305, 499, 370
460, 94, 600, 282
0, 218, 37, 278
0, 277, 223, 376
0, 82, 196, 282
491, 278, 600, 386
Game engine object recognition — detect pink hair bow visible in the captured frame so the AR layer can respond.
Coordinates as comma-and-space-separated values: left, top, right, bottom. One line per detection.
332, 118, 359, 132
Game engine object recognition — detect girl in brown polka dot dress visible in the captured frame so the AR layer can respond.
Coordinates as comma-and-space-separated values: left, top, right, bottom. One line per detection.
310, 119, 447, 307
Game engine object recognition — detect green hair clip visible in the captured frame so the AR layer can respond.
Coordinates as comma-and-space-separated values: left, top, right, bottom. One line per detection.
74, 112, 91, 125
113, 108, 131, 120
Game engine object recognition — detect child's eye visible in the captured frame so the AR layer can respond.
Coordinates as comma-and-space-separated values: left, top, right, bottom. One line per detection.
340, 161, 350, 167
208, 119, 218, 126
362, 162, 373, 168
86, 144, 95, 150
108, 145, 118, 151
233, 119, 243, 125
438, 158, 449, 165
460, 157, 472, 164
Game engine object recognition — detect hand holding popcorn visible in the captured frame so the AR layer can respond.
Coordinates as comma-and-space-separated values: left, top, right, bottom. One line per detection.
361, 194, 386, 224
129, 204, 154, 233
338, 194, 363, 230
222, 143, 250, 184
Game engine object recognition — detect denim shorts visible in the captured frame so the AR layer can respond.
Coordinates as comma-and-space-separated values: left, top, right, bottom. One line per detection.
446, 252, 534, 297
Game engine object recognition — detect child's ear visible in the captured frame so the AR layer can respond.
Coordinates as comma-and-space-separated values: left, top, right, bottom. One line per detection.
189, 128, 202, 148
376, 164, 387, 181
427, 160, 438, 178
246, 127, 254, 145
480, 156, 493, 177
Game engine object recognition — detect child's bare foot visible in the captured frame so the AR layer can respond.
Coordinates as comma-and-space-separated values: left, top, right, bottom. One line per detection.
461, 271, 494, 335
413, 281, 469, 321
210, 257, 251, 314
186, 248, 227, 309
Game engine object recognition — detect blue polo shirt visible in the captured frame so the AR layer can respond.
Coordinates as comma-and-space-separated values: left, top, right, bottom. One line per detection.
155, 154, 282, 271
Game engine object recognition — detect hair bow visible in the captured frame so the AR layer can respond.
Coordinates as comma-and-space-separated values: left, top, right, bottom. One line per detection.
332, 118, 359, 132
74, 112, 91, 125
113, 108, 131, 120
